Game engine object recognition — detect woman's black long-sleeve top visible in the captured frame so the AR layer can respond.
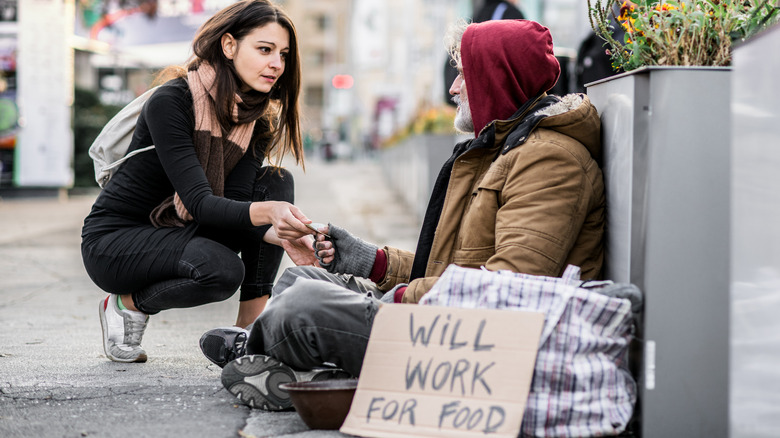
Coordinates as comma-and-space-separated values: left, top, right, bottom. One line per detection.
82, 78, 269, 273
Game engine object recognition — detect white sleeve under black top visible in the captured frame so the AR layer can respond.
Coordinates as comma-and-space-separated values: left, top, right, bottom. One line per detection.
82, 78, 270, 243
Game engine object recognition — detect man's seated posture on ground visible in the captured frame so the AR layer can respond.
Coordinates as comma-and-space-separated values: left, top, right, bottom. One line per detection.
200, 19, 606, 411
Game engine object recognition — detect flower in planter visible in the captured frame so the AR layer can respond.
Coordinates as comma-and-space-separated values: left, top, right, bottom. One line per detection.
588, 0, 780, 71
381, 106, 456, 148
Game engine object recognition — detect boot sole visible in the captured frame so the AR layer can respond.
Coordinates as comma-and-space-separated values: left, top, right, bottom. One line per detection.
221, 355, 295, 411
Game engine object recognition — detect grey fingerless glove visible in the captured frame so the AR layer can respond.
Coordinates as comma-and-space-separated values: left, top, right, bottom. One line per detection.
319, 223, 378, 278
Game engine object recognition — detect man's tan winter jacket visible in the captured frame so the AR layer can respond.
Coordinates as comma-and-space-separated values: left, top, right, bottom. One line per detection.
377, 94, 605, 303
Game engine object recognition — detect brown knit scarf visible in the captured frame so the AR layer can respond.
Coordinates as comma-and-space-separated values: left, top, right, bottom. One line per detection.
150, 62, 266, 228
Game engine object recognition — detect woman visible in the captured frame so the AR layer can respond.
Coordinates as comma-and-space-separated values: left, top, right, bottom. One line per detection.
81, 0, 317, 363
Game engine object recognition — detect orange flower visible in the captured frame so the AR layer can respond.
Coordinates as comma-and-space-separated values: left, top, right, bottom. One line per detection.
619, 1, 636, 18
619, 1, 637, 33
653, 3, 678, 12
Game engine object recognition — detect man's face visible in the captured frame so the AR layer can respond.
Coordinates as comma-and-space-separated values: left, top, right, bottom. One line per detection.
449, 64, 474, 134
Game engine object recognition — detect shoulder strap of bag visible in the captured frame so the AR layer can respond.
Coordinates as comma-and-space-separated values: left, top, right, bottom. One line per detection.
89, 86, 159, 188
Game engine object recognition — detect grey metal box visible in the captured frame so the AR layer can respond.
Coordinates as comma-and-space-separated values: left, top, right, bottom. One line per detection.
587, 67, 730, 438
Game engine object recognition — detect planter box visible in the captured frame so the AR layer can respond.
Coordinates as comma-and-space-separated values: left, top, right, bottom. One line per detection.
587, 67, 730, 438
730, 25, 780, 438
378, 133, 463, 220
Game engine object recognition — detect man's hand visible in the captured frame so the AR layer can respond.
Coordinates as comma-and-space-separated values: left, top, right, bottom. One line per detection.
313, 233, 335, 265
314, 223, 378, 278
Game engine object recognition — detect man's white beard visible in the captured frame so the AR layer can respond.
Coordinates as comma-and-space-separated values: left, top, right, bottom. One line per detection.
452, 95, 474, 134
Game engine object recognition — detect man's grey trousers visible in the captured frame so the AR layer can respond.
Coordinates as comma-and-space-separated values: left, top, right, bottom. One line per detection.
247, 266, 393, 376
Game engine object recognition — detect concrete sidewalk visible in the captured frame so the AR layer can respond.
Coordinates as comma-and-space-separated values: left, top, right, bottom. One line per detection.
0, 157, 421, 438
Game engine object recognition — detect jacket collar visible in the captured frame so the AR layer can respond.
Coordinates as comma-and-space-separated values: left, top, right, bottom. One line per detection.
500, 94, 563, 155
463, 93, 559, 155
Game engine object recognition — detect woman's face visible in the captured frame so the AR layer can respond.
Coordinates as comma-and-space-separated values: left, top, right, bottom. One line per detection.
222, 22, 290, 93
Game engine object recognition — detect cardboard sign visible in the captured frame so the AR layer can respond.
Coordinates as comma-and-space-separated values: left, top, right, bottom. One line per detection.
340, 304, 544, 438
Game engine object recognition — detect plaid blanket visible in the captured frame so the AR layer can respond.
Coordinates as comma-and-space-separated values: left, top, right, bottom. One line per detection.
419, 264, 641, 437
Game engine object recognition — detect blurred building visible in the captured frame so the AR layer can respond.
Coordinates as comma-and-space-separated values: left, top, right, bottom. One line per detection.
0, 0, 592, 188
0, 0, 17, 187
72, 0, 452, 160
280, 0, 468, 158
72, 0, 220, 102
277, 0, 592, 157
277, 0, 350, 154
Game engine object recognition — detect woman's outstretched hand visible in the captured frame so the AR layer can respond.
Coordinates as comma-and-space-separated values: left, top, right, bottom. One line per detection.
250, 201, 312, 240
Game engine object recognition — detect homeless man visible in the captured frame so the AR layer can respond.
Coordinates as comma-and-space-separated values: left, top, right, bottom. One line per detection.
201, 18, 606, 411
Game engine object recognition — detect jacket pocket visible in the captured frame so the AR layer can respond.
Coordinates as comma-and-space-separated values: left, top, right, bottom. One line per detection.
452, 247, 495, 269
459, 169, 504, 250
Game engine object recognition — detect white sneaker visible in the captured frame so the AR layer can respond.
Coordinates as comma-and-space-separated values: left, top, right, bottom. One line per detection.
98, 294, 149, 363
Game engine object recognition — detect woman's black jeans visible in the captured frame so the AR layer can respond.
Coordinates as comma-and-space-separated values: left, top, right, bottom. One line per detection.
84, 167, 293, 315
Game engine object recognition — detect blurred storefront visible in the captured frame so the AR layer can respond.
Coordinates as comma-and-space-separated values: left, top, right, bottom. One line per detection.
69, 0, 234, 187
0, 0, 74, 189
0, 0, 16, 187
73, 0, 233, 100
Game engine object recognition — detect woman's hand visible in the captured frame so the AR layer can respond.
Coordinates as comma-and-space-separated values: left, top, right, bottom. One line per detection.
250, 201, 312, 240
280, 235, 321, 267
